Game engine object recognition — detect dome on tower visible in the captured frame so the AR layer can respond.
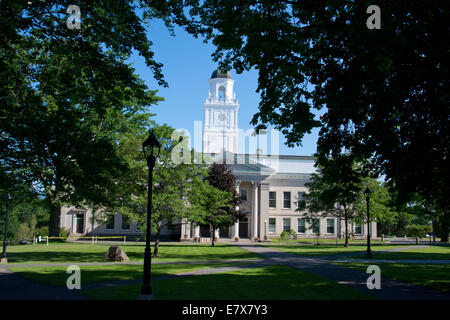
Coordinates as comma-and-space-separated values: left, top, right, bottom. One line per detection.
211, 69, 232, 79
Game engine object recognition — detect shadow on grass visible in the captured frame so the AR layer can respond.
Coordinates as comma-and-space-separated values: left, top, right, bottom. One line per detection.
5, 243, 257, 264
81, 265, 376, 300
10, 262, 254, 287
266, 243, 450, 260
333, 262, 450, 293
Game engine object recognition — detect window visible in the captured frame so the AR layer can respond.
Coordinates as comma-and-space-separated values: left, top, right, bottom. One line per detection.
283, 192, 291, 208
121, 215, 130, 230
269, 218, 276, 233
106, 214, 115, 230
283, 218, 291, 232
297, 192, 306, 210
312, 219, 320, 234
240, 189, 248, 202
297, 218, 306, 233
326, 219, 335, 234
355, 223, 363, 235
269, 192, 276, 208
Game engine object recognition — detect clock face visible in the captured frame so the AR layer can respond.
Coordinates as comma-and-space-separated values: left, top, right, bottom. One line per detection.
216, 112, 226, 123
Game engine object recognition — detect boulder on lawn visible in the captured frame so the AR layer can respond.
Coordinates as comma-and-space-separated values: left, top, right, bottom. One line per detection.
104, 246, 130, 262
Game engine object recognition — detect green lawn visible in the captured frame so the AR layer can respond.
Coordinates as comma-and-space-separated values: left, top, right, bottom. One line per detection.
81, 265, 376, 300
347, 245, 450, 260
332, 262, 450, 293
9, 262, 253, 287
4, 242, 260, 264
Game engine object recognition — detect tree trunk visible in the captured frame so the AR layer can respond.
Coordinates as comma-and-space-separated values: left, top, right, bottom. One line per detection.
439, 215, 449, 243
49, 203, 61, 237
344, 210, 349, 247
432, 219, 436, 242
211, 225, 215, 246
153, 228, 161, 257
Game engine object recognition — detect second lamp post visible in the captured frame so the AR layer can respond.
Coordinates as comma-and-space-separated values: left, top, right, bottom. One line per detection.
140, 130, 160, 299
364, 187, 372, 258
1, 193, 11, 264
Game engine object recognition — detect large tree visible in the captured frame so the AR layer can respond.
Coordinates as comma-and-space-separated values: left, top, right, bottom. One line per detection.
305, 154, 363, 246
0, 1, 165, 236
111, 124, 210, 257
188, 174, 233, 246
155, 0, 449, 240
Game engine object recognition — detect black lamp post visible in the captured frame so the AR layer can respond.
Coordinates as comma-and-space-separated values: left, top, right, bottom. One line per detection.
364, 187, 372, 258
140, 130, 160, 299
1, 193, 11, 264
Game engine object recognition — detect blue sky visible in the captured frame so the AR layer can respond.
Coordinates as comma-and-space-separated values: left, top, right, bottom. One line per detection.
128, 20, 321, 156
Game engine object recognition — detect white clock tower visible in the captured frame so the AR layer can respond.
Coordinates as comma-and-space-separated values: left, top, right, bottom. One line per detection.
203, 69, 239, 154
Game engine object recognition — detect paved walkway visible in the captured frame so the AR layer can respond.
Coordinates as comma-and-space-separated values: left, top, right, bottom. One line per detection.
232, 243, 450, 300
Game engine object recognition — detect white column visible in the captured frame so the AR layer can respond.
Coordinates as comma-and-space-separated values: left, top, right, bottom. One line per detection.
214, 228, 220, 240
183, 220, 192, 240
234, 182, 240, 240
194, 224, 200, 241
252, 182, 259, 240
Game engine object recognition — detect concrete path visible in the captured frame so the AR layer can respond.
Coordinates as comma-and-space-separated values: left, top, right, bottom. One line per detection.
233, 243, 450, 300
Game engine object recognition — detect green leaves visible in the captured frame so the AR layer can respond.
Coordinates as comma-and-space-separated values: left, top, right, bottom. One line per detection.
0, 1, 165, 235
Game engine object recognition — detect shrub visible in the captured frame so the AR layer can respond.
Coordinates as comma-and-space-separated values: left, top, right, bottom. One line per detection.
59, 227, 70, 240
14, 223, 34, 242
37, 226, 49, 236
406, 224, 431, 238
280, 229, 296, 241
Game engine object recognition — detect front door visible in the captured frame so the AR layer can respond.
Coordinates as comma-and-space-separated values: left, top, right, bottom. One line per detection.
76, 213, 84, 234
239, 217, 249, 238
200, 224, 211, 237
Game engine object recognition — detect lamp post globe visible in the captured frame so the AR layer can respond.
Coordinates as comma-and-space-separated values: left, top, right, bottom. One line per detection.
139, 130, 160, 299
1, 193, 12, 264
363, 187, 372, 258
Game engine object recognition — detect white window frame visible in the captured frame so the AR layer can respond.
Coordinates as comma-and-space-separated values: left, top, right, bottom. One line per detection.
268, 218, 276, 233
269, 191, 276, 208
297, 192, 306, 210
106, 214, 115, 230
326, 218, 335, 234
240, 189, 248, 202
283, 218, 291, 232
297, 218, 306, 234
312, 219, 320, 234
283, 192, 291, 209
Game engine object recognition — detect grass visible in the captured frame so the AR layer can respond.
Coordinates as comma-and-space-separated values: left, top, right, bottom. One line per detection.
4, 242, 260, 264
332, 262, 450, 293
81, 265, 376, 300
9, 262, 257, 287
